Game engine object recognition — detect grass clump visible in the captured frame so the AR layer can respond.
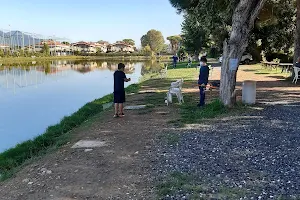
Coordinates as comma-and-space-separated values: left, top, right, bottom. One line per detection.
179, 98, 227, 124
177, 98, 249, 124
157, 172, 250, 199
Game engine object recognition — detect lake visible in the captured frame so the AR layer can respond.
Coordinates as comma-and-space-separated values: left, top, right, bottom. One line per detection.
0, 60, 163, 152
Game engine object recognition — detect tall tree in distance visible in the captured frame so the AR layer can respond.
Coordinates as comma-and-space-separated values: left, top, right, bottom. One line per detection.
122, 39, 135, 46
42, 43, 50, 56
167, 35, 182, 54
181, 13, 210, 57
141, 29, 165, 53
98, 40, 109, 44
62, 41, 70, 45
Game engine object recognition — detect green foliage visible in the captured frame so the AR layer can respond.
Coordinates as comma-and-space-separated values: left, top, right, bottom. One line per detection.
170, 0, 295, 60
122, 39, 135, 46
181, 14, 211, 55
177, 46, 188, 58
250, 0, 295, 57
161, 44, 170, 54
0, 49, 4, 57
142, 45, 153, 56
141, 29, 165, 53
167, 35, 182, 54
61, 41, 70, 45
42, 43, 50, 56
180, 99, 227, 124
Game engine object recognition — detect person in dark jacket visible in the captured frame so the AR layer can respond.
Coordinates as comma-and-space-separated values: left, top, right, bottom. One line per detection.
295, 57, 300, 68
172, 54, 178, 68
197, 57, 210, 107
113, 63, 131, 118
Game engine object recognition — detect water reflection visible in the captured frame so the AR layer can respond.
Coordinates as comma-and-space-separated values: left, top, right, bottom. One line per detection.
0, 60, 138, 93
0, 60, 151, 152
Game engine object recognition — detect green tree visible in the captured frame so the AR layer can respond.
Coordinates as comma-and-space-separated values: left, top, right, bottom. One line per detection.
181, 13, 210, 56
0, 49, 4, 57
161, 44, 170, 54
141, 29, 165, 53
42, 43, 50, 56
122, 39, 135, 46
167, 35, 182, 54
170, 0, 266, 106
97, 40, 109, 44
249, 0, 295, 61
142, 45, 153, 56
62, 41, 70, 45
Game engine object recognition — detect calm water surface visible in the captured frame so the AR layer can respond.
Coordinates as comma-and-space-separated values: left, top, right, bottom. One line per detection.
0, 60, 160, 152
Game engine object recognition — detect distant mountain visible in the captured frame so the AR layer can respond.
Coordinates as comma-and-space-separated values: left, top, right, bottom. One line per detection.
0, 31, 42, 46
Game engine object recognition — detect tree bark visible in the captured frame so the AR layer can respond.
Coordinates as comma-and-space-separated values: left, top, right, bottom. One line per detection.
293, 0, 300, 78
220, 0, 266, 106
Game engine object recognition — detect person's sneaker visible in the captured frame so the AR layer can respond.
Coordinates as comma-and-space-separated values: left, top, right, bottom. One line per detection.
197, 103, 204, 107
120, 113, 125, 117
113, 114, 119, 118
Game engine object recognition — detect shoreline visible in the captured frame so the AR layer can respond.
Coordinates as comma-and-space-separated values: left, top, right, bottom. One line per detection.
0, 55, 172, 64
0, 83, 141, 180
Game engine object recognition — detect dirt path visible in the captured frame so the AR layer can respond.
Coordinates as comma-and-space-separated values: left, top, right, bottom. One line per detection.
1, 64, 299, 200
0, 93, 177, 200
186, 65, 300, 104
154, 65, 300, 199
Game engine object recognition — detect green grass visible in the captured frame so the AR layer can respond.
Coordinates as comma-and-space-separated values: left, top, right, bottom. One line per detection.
139, 62, 249, 125
0, 56, 87, 64
253, 65, 288, 75
156, 172, 250, 199
179, 98, 249, 124
174, 61, 199, 69
0, 55, 172, 64
0, 83, 139, 180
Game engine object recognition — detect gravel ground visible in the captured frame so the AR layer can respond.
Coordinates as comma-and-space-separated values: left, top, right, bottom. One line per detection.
155, 103, 300, 200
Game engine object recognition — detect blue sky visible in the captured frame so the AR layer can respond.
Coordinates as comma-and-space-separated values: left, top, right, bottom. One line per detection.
0, 0, 183, 46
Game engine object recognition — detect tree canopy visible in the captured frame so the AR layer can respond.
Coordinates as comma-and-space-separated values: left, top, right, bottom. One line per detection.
172, 0, 296, 61
167, 35, 182, 54
122, 39, 135, 46
62, 41, 70, 45
141, 29, 165, 53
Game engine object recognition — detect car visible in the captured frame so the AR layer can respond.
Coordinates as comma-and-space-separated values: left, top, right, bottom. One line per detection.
218, 53, 253, 64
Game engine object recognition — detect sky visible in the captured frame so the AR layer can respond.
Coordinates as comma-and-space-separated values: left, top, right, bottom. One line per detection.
0, 0, 183, 46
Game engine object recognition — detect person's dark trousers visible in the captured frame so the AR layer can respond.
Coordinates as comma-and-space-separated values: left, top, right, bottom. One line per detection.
199, 87, 205, 106
173, 62, 176, 69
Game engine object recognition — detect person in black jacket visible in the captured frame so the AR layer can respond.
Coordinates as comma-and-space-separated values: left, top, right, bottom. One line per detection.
113, 63, 131, 118
295, 57, 300, 68
197, 57, 210, 107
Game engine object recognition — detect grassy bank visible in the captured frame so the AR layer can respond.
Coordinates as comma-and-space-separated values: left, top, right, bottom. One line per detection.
0, 55, 172, 64
0, 61, 245, 180
0, 84, 140, 180
0, 56, 87, 63
140, 62, 249, 125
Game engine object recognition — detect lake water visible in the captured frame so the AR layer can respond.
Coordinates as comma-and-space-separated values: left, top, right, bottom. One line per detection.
0, 60, 161, 152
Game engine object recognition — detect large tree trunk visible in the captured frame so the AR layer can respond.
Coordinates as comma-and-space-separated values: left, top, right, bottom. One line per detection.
293, 0, 300, 78
220, 0, 266, 106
